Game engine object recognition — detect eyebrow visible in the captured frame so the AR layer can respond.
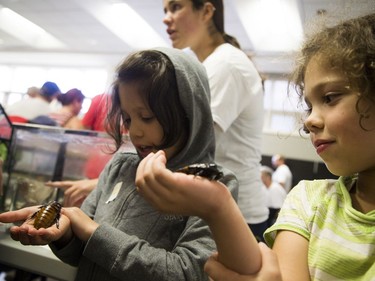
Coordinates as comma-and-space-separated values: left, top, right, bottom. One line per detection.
308, 78, 350, 93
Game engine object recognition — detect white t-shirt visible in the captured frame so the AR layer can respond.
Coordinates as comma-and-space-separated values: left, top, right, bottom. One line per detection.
203, 43, 268, 224
6, 97, 52, 120
272, 164, 293, 193
265, 182, 287, 209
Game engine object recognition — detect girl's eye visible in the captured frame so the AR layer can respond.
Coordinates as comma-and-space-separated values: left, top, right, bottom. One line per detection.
142, 116, 154, 123
323, 92, 341, 104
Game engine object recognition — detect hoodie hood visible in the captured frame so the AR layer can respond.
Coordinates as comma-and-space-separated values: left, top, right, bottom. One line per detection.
153, 47, 215, 170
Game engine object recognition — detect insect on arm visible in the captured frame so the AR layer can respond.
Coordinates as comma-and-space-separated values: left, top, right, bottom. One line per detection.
176, 163, 223, 181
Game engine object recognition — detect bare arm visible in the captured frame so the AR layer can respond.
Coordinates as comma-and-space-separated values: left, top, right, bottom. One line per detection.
136, 150, 261, 275
204, 242, 282, 281
272, 230, 310, 281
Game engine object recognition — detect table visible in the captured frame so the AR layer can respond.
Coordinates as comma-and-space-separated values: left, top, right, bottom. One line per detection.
0, 229, 77, 281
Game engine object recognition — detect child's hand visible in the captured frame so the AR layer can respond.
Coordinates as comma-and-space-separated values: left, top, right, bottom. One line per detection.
46, 179, 98, 207
135, 151, 232, 222
0, 205, 71, 245
204, 243, 282, 281
62, 207, 99, 243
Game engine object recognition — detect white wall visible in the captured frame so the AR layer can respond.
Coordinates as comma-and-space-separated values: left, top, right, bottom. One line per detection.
262, 132, 321, 162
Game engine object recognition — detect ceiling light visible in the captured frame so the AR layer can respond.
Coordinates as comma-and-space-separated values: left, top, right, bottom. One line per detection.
0, 6, 66, 49
234, 0, 303, 53
91, 2, 167, 50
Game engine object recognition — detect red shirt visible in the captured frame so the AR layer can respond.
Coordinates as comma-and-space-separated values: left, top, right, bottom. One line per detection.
82, 94, 110, 132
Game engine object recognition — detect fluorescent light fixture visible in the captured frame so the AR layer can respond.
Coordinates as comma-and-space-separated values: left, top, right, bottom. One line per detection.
94, 2, 167, 49
234, 0, 303, 52
0, 6, 66, 49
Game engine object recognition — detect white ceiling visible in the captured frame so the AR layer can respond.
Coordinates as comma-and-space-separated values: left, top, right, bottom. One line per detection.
0, 0, 374, 74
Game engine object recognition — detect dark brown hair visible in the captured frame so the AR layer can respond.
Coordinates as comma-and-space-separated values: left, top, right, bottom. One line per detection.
57, 88, 85, 106
106, 50, 189, 152
190, 0, 241, 49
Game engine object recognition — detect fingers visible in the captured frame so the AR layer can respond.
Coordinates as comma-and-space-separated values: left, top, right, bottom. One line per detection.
62, 208, 98, 242
204, 253, 241, 281
45, 181, 72, 190
136, 151, 166, 185
9, 215, 69, 245
61, 207, 82, 221
57, 179, 96, 207
258, 242, 282, 278
63, 186, 85, 207
136, 150, 168, 194
11, 225, 46, 245
258, 242, 278, 265
64, 194, 86, 208
0, 206, 38, 224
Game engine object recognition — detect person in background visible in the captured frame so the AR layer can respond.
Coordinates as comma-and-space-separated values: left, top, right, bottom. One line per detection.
64, 92, 110, 132
271, 154, 293, 193
26, 86, 40, 98
5, 81, 61, 121
48, 88, 85, 128
163, 0, 269, 241
260, 166, 286, 227
203, 12, 375, 281
0, 47, 241, 281
80, 93, 110, 132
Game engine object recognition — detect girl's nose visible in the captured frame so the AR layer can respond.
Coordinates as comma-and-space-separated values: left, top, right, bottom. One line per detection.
304, 108, 324, 133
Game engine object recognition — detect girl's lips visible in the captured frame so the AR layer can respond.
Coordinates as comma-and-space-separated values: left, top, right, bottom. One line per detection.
136, 146, 154, 158
314, 140, 334, 154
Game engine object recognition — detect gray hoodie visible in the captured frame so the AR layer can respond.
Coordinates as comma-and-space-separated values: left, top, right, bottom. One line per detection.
50, 47, 238, 281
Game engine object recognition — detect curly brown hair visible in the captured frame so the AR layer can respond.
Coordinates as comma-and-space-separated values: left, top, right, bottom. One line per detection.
290, 13, 375, 131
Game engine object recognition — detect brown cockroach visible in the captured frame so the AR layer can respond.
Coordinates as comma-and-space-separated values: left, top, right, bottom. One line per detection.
176, 163, 223, 181
28, 201, 62, 230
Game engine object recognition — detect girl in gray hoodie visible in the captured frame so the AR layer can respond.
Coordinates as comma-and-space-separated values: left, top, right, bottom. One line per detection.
0, 47, 238, 281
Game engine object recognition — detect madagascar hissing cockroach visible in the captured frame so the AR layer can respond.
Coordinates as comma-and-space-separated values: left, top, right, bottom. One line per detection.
29, 201, 62, 230
176, 163, 223, 181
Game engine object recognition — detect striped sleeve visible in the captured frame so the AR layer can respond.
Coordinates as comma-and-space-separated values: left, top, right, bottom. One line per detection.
264, 179, 322, 246
264, 177, 375, 281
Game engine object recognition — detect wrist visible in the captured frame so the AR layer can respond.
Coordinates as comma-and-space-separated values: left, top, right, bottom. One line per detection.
53, 227, 74, 249
203, 185, 234, 224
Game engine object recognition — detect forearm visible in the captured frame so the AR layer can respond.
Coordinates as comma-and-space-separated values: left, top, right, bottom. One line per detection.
206, 193, 262, 275
84, 221, 213, 281
50, 234, 85, 266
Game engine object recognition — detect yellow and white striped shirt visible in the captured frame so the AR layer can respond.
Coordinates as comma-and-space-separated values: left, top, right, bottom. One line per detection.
265, 177, 375, 281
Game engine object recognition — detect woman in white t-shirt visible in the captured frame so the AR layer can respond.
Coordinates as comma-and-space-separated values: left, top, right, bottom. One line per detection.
163, 0, 269, 241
